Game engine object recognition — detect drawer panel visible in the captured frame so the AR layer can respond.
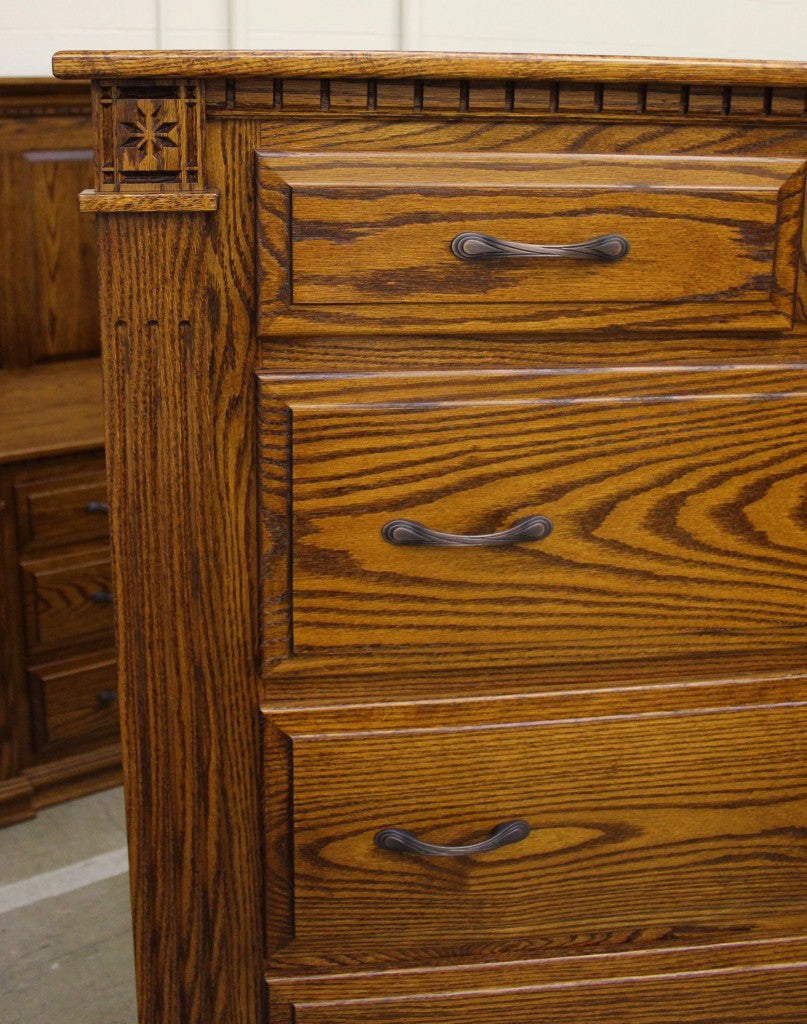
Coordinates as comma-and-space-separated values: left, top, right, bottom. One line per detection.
21, 550, 114, 654
29, 653, 118, 754
15, 465, 108, 552
289, 961, 807, 1024
257, 152, 806, 335
264, 685, 807, 963
260, 369, 807, 677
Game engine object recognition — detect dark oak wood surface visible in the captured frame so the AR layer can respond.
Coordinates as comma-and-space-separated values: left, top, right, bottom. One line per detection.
267, 935, 807, 1009
0, 79, 117, 828
14, 460, 109, 552
96, 118, 264, 1024
0, 79, 98, 369
294, 962, 807, 1024
29, 651, 118, 756
20, 547, 113, 654
56, 49, 807, 1024
0, 359, 104, 463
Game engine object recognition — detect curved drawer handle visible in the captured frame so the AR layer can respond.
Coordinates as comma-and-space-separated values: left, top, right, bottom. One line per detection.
451, 231, 629, 263
382, 514, 552, 547
84, 501, 110, 514
375, 820, 531, 857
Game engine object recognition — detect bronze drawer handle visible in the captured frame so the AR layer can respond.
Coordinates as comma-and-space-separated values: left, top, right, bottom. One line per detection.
451, 231, 629, 262
84, 501, 110, 514
382, 514, 552, 547
375, 820, 531, 857
90, 590, 114, 604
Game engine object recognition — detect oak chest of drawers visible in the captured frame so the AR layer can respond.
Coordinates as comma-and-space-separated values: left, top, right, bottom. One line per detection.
54, 49, 807, 1023
0, 80, 120, 826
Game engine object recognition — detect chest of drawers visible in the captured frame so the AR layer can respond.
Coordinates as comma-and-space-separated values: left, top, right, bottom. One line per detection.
0, 81, 120, 826
53, 49, 807, 1023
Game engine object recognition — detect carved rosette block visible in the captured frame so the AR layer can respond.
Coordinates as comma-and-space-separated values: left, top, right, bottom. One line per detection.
94, 80, 204, 192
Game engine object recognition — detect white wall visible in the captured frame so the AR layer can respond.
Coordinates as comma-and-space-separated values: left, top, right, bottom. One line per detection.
2, 0, 807, 79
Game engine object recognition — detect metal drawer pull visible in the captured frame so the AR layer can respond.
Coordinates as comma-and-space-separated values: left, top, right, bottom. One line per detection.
90, 590, 114, 604
375, 820, 531, 857
451, 231, 629, 262
95, 690, 118, 708
382, 514, 552, 547
84, 501, 110, 514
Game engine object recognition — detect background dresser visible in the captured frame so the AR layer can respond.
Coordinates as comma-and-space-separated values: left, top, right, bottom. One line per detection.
0, 79, 120, 827
54, 50, 807, 1023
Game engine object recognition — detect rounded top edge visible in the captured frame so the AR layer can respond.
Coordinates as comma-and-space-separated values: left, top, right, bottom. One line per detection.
51, 48, 807, 86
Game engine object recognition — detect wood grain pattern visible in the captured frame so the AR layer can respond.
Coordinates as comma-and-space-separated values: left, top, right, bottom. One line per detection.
14, 455, 108, 552
0, 359, 104, 463
50, 50, 807, 87
256, 116, 807, 163
20, 548, 113, 654
293, 960, 807, 1024
24, 150, 99, 361
264, 680, 807, 967
28, 651, 118, 754
78, 189, 219, 212
1, 450, 116, 826
260, 368, 807, 679
257, 152, 805, 335
73, 48, 807, 1024
96, 117, 264, 1024
0, 87, 96, 368
0, 471, 29, 814
23, 741, 121, 811
267, 934, 807, 1006
0, 82, 117, 821
0, 78, 90, 117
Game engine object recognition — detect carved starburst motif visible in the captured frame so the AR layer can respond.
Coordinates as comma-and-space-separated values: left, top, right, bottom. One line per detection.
119, 102, 179, 170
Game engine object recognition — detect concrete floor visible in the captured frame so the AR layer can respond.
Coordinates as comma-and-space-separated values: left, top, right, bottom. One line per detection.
0, 787, 137, 1023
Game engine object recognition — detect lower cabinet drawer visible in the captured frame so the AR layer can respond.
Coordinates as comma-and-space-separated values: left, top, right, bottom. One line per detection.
14, 464, 108, 552
284, 957, 807, 1024
263, 681, 807, 965
28, 654, 118, 754
20, 549, 114, 653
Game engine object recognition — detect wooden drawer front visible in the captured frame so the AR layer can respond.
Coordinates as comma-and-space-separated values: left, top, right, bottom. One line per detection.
265, 689, 807, 963
29, 654, 118, 754
15, 467, 108, 551
289, 960, 807, 1024
21, 551, 114, 653
258, 152, 806, 335
261, 370, 807, 677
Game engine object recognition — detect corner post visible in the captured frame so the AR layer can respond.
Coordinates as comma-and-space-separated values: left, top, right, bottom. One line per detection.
87, 76, 264, 1024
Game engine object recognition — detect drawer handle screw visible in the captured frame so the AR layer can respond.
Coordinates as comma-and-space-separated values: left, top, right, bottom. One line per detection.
382, 514, 552, 547
375, 820, 531, 857
84, 501, 110, 514
90, 590, 114, 604
95, 690, 119, 708
451, 231, 629, 262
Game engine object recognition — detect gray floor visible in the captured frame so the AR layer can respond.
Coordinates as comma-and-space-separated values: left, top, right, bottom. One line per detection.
0, 787, 137, 1023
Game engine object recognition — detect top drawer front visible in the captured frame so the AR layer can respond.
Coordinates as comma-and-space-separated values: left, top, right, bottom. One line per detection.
257, 153, 806, 335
